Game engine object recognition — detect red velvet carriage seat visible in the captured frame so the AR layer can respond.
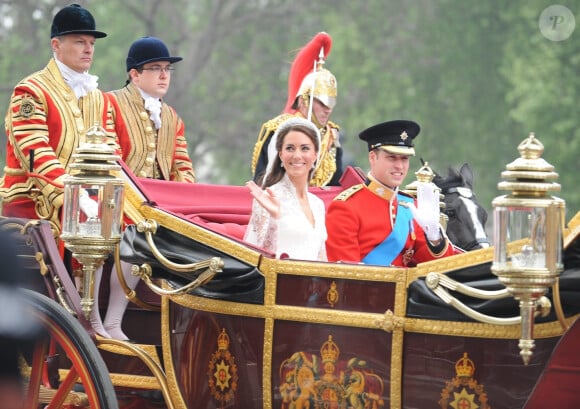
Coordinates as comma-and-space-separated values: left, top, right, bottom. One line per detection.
120, 161, 366, 243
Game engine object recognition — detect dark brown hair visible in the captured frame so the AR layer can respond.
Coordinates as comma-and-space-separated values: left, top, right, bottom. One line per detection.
261, 123, 320, 188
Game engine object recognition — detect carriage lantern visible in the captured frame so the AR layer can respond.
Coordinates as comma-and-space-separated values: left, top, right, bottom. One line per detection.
60, 122, 125, 319
491, 132, 565, 365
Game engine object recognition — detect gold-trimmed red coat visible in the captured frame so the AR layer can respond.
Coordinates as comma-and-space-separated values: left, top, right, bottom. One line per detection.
325, 182, 454, 267
0, 58, 118, 232
108, 83, 196, 183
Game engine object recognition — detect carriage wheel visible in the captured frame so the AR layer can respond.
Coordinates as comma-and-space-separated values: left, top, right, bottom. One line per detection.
20, 289, 119, 409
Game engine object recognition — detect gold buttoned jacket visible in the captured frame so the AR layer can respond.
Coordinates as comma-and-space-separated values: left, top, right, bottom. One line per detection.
0, 58, 118, 231
108, 83, 195, 183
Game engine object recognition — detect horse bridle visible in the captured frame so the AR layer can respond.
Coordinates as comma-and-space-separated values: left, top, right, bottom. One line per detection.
443, 187, 491, 250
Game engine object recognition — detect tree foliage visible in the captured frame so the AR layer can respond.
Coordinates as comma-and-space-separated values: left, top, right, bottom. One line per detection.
0, 0, 578, 215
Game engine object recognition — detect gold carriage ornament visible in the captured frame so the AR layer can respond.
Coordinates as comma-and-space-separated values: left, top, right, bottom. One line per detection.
60, 122, 125, 319
491, 132, 565, 365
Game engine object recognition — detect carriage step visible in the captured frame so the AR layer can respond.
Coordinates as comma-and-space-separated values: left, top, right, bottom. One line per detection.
24, 382, 89, 406
96, 338, 161, 365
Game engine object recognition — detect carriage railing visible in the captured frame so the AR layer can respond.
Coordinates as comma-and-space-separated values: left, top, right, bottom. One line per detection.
129, 219, 224, 296
424, 271, 552, 325
422, 228, 575, 331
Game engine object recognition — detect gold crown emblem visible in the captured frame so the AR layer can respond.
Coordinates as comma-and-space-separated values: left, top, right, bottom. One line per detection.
320, 335, 340, 363
455, 352, 475, 378
217, 328, 230, 351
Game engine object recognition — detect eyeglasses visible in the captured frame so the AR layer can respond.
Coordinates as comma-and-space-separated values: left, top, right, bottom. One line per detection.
140, 66, 175, 74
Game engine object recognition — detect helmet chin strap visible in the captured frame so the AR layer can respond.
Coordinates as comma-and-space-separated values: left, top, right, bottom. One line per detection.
301, 96, 324, 129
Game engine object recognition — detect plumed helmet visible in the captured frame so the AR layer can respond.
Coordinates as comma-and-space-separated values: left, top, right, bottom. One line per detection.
50, 4, 107, 39
126, 36, 183, 72
284, 32, 338, 113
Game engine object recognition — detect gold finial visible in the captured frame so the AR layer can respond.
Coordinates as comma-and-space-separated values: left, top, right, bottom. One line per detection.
414, 161, 435, 183
85, 121, 107, 144
498, 132, 560, 197
517, 132, 544, 160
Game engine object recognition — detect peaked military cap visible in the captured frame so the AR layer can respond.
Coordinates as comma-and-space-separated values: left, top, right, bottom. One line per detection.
359, 120, 420, 156
51, 4, 107, 39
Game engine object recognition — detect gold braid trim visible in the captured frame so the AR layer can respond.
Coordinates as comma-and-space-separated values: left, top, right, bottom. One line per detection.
334, 184, 363, 201
310, 121, 340, 187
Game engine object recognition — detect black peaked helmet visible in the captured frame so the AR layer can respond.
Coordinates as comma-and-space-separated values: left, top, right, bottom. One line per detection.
126, 37, 183, 72
50, 4, 107, 39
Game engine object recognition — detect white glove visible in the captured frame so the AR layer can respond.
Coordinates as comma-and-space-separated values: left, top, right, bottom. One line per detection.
408, 183, 441, 242
79, 193, 99, 219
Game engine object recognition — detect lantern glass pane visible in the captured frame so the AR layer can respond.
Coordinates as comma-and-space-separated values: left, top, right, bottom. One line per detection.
61, 183, 106, 237
62, 183, 81, 236
493, 206, 508, 265
107, 184, 125, 239
495, 206, 548, 269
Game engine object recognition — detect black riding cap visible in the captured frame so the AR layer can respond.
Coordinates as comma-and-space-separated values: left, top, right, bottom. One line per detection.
126, 37, 183, 72
50, 4, 107, 39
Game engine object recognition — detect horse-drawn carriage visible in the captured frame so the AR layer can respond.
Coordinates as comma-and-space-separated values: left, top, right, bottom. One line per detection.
5, 140, 580, 408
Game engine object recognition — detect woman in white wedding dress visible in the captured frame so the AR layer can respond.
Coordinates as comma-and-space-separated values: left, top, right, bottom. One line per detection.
244, 117, 327, 261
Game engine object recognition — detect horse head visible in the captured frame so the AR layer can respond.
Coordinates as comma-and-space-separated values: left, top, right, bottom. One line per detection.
432, 163, 490, 251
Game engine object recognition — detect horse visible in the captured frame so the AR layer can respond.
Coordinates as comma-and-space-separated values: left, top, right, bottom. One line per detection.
432, 163, 491, 251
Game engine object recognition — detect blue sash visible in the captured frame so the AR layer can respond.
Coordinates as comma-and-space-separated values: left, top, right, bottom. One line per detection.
362, 195, 413, 266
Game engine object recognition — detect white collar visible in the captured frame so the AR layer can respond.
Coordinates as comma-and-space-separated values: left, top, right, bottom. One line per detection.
138, 88, 162, 129
54, 57, 99, 99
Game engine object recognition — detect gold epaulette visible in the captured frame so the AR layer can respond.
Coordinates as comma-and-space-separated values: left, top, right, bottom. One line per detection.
334, 184, 364, 201
327, 120, 340, 131
398, 190, 415, 200
260, 113, 296, 138
251, 113, 295, 174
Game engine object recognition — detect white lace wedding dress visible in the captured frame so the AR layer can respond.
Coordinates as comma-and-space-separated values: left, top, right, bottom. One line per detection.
244, 175, 327, 261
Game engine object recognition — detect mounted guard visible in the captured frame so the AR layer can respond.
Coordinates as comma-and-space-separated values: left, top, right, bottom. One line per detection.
251, 32, 344, 187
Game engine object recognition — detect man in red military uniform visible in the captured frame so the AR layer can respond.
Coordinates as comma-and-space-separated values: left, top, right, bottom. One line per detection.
326, 120, 454, 267
108, 36, 196, 183
0, 4, 115, 234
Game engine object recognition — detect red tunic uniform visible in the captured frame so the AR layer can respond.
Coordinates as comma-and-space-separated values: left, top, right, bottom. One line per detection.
108, 83, 195, 182
325, 182, 454, 267
0, 59, 118, 232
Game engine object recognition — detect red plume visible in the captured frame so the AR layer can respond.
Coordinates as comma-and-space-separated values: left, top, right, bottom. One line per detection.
284, 32, 333, 113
